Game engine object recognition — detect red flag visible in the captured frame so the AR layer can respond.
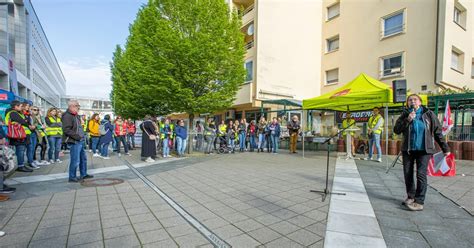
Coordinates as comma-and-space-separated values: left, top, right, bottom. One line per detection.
442, 100, 453, 136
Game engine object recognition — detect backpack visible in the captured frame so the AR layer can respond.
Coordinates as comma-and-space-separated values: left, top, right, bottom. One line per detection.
99, 122, 109, 136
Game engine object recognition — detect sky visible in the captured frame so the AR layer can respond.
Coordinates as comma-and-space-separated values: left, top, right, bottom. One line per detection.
32, 0, 147, 98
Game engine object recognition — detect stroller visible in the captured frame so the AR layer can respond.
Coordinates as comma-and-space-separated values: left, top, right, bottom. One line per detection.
217, 135, 231, 154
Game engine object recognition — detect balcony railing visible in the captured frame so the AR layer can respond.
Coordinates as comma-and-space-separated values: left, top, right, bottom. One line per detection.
243, 4, 254, 16
245, 40, 254, 50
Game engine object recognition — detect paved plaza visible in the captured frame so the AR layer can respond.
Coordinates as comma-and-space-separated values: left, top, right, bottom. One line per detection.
0, 149, 472, 247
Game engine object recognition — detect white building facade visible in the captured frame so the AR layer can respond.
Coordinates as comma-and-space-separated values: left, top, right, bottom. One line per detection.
0, 0, 65, 109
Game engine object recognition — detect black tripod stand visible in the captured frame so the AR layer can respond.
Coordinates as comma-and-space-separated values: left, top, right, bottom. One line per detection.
386, 151, 403, 173
310, 123, 357, 202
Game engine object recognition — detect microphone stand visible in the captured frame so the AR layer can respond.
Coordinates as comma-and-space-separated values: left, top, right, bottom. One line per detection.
310, 122, 357, 202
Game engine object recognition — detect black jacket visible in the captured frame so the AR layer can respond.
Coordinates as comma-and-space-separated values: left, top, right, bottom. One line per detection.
62, 109, 84, 144
394, 105, 449, 154
5, 108, 30, 145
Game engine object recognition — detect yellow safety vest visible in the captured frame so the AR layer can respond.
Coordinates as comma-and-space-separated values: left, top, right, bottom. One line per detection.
5, 110, 31, 135
368, 114, 384, 135
45, 117, 63, 136
342, 119, 356, 136
160, 123, 174, 139
218, 124, 227, 137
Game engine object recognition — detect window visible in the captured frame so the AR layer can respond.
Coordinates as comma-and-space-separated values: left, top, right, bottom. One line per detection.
245, 60, 253, 82
421, 85, 427, 91
326, 68, 339, 84
382, 11, 404, 37
451, 47, 464, 73
454, 1, 467, 29
381, 53, 403, 77
326, 35, 339, 53
471, 59, 474, 78
327, 3, 340, 21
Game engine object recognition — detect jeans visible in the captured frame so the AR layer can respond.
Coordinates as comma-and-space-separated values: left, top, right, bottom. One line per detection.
196, 134, 203, 150
115, 136, 129, 154
27, 133, 37, 164
258, 133, 265, 149
271, 135, 279, 153
127, 133, 135, 149
101, 142, 110, 157
112, 137, 117, 151
249, 135, 256, 150
205, 135, 215, 153
162, 138, 170, 156
15, 144, 26, 167
290, 133, 298, 152
402, 151, 430, 204
369, 133, 382, 159
91, 137, 100, 154
238, 133, 246, 150
229, 139, 235, 151
69, 140, 87, 180
48, 137, 62, 161
176, 137, 187, 155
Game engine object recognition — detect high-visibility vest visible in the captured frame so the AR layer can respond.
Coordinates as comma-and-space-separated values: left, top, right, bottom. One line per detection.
218, 124, 227, 137
160, 123, 174, 139
342, 119, 356, 136
5, 110, 31, 135
45, 117, 63, 136
368, 114, 384, 135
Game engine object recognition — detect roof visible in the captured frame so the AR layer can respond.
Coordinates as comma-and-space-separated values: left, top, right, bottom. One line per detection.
261, 99, 302, 108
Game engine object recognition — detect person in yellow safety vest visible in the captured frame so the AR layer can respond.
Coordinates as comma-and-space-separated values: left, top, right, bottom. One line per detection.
5, 100, 34, 172
365, 107, 384, 162
160, 119, 173, 157
45, 107, 63, 164
30, 106, 50, 166
342, 111, 356, 156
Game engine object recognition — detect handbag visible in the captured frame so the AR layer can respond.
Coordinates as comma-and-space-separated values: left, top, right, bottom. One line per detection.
143, 128, 156, 140
7, 121, 26, 140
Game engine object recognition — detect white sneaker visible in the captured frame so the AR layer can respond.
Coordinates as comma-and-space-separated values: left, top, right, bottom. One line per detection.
56, 159, 62, 164
50, 159, 55, 164
93, 153, 100, 157
88, 150, 92, 153
102, 156, 110, 160
29, 163, 40, 170
0, 231, 5, 237
364, 157, 372, 161
32, 161, 41, 167
125, 153, 131, 156
145, 157, 155, 163
118, 153, 121, 157
376, 158, 382, 162
40, 160, 50, 165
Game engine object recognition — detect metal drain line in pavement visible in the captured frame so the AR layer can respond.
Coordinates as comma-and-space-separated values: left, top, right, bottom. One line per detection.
120, 158, 231, 248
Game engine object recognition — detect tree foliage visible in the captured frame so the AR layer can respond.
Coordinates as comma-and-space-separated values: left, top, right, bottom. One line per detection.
111, 0, 246, 120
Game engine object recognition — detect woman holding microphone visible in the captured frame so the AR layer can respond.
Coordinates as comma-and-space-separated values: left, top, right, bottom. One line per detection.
394, 94, 450, 211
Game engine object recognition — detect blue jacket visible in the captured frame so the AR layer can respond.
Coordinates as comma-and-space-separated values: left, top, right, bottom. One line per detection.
268, 123, 281, 137
175, 125, 187, 139
99, 120, 114, 144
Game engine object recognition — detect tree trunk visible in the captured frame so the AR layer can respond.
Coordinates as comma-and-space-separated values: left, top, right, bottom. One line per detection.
188, 113, 194, 154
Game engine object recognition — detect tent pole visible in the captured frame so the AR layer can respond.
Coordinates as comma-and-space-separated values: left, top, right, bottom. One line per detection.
385, 105, 389, 168
302, 110, 305, 158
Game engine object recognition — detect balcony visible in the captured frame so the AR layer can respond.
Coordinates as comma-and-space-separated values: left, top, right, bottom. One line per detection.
242, 22, 254, 51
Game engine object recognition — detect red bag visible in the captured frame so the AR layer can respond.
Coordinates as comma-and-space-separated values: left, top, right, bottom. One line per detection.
428, 152, 456, 177
7, 122, 26, 140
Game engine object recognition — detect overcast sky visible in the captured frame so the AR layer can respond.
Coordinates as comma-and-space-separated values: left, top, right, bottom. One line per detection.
32, 0, 147, 98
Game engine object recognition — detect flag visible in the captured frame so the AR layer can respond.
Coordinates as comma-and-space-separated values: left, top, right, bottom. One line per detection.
442, 100, 453, 136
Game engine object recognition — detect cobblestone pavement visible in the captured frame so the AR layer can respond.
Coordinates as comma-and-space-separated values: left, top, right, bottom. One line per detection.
356, 159, 474, 248
1, 151, 335, 247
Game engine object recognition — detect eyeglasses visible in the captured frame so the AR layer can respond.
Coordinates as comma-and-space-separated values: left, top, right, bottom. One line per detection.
32, 109, 39, 111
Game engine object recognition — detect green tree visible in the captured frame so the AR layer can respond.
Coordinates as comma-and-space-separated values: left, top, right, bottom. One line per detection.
111, 0, 246, 123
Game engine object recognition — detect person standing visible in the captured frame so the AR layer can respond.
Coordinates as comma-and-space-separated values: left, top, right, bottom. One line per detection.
268, 117, 281, 154
45, 108, 63, 164
366, 107, 384, 162
247, 120, 257, 152
394, 94, 450, 211
175, 120, 188, 157
22, 103, 39, 169
88, 114, 101, 157
227, 120, 236, 153
5, 101, 33, 172
238, 119, 247, 152
160, 119, 173, 158
140, 115, 157, 162
31, 106, 49, 165
195, 121, 204, 151
62, 100, 93, 182
126, 118, 136, 150
287, 115, 301, 154
342, 111, 356, 156
257, 117, 267, 153
204, 118, 216, 154
98, 115, 114, 159
114, 116, 130, 157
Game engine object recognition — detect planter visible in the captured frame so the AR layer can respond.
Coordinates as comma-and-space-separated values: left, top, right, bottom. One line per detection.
337, 139, 345, 152
388, 140, 398, 155
462, 141, 474, 160
397, 140, 402, 154
448, 141, 463, 160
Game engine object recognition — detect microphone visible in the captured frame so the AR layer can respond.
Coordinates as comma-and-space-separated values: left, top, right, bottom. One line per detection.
410, 104, 415, 110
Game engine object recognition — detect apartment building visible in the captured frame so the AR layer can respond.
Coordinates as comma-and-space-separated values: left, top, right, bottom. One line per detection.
225, 0, 322, 121
0, 0, 66, 110
321, 0, 474, 94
